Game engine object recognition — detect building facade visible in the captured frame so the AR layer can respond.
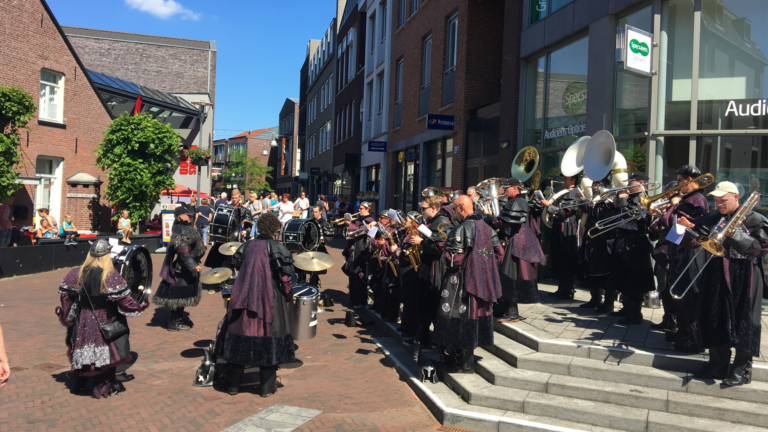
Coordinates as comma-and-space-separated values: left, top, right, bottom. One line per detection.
305, 21, 339, 201
1, 0, 114, 232
333, 0, 365, 203
64, 26, 217, 197
276, 99, 300, 197
211, 127, 278, 197
359, 0, 393, 211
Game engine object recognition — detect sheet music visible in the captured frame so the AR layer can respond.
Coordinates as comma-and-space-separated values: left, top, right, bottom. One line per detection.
533, 190, 546, 201
367, 226, 379, 238
570, 188, 585, 199
417, 225, 433, 238
665, 215, 685, 245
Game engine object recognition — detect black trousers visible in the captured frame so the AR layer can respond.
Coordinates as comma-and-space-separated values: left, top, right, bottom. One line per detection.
227, 363, 278, 396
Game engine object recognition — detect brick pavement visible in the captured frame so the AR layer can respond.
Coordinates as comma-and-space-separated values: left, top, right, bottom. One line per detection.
0, 238, 439, 432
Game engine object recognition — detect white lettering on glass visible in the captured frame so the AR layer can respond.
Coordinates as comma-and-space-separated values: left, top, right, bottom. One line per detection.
544, 123, 586, 140
725, 100, 768, 117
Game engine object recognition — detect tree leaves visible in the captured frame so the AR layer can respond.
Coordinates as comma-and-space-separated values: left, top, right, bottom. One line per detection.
0, 84, 36, 203
219, 148, 274, 193
96, 113, 181, 224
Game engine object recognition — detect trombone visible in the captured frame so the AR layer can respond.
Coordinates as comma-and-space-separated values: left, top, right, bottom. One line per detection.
332, 212, 359, 225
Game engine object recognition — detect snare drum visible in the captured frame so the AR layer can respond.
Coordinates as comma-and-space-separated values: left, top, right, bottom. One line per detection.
210, 205, 238, 243
111, 245, 153, 302
282, 218, 320, 252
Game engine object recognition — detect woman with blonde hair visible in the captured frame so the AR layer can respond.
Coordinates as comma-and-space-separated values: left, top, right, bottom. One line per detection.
56, 240, 149, 398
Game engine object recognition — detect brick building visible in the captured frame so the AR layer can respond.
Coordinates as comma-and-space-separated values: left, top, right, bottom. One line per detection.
386, 0, 505, 213
276, 99, 300, 197
333, 0, 365, 201
211, 127, 279, 197
0, 0, 114, 231
64, 26, 217, 197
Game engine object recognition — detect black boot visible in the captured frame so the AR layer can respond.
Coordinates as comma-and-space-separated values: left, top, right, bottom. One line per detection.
498, 303, 523, 322
258, 366, 278, 397
722, 352, 752, 387
460, 349, 475, 374
226, 363, 244, 395
167, 309, 190, 331
580, 288, 604, 308
695, 348, 731, 380
618, 300, 643, 325
412, 341, 422, 365
437, 346, 459, 380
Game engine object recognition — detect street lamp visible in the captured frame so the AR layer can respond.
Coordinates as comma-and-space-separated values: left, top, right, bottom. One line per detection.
191, 101, 214, 200
270, 133, 278, 147
262, 144, 269, 156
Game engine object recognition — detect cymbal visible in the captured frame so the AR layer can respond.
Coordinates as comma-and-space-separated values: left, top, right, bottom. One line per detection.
200, 267, 233, 284
218, 241, 242, 256
293, 251, 335, 272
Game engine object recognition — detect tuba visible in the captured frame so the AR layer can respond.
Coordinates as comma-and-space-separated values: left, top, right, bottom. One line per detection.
477, 178, 502, 217
560, 136, 590, 177
583, 130, 628, 188
511, 146, 539, 182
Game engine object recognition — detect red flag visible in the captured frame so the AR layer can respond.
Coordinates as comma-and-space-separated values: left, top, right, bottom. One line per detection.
133, 96, 142, 116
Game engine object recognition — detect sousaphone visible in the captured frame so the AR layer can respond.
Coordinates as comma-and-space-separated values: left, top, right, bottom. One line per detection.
511, 146, 539, 182
560, 136, 591, 177
583, 130, 628, 188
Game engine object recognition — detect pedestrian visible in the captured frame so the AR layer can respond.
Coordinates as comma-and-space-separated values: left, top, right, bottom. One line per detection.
294, 192, 310, 219
61, 214, 79, 245
246, 193, 262, 238
270, 193, 278, 208
56, 239, 149, 398
0, 198, 12, 248
117, 210, 133, 244
37, 208, 58, 233
215, 192, 228, 210
261, 194, 272, 218
0, 324, 9, 387
216, 213, 296, 397
153, 204, 206, 331
316, 194, 329, 221
195, 198, 213, 244
273, 193, 294, 229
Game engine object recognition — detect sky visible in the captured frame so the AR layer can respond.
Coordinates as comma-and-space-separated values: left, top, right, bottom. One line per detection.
47, 0, 337, 140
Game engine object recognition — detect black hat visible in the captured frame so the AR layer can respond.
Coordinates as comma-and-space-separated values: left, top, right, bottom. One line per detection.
628, 172, 649, 182
675, 165, 701, 178
505, 177, 522, 188
174, 204, 194, 217
664, 181, 678, 192
89, 239, 112, 257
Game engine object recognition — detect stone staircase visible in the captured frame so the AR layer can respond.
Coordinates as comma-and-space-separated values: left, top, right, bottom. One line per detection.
362, 309, 768, 432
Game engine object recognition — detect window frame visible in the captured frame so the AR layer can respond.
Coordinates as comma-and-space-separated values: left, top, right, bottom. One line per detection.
39, 69, 65, 123
446, 14, 459, 72
422, 36, 432, 87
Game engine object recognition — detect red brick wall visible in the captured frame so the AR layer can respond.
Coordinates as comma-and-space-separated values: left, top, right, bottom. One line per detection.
0, 0, 114, 231
498, 0, 524, 176
386, 0, 505, 207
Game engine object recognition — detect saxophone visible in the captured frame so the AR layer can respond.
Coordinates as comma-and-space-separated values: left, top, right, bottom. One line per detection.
436, 216, 458, 241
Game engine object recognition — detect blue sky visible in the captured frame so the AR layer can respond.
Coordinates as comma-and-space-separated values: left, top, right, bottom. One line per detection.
47, 0, 336, 140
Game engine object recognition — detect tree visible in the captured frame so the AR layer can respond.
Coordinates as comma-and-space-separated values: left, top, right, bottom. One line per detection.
96, 113, 181, 224
0, 85, 37, 203
220, 148, 274, 194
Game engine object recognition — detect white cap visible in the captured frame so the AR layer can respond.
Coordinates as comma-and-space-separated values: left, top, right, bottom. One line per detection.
708, 181, 739, 197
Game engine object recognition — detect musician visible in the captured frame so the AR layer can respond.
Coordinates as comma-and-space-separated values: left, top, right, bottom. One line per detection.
343, 201, 374, 308
372, 210, 396, 321
650, 166, 709, 350
483, 177, 545, 322
647, 182, 681, 325
410, 196, 449, 353
434, 195, 503, 375
217, 213, 296, 396
302, 205, 334, 287
683, 182, 766, 386
581, 175, 617, 311
154, 204, 206, 331
539, 174, 584, 299
607, 172, 654, 325
230, 190, 252, 240
398, 211, 422, 340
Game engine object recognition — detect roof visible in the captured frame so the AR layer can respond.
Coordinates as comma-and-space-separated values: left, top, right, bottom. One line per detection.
228, 127, 278, 140
87, 69, 198, 115
253, 126, 279, 140
62, 25, 216, 51
289, 98, 299, 104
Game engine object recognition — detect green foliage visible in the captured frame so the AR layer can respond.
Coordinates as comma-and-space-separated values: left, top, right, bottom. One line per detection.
220, 148, 274, 194
96, 113, 181, 224
0, 84, 37, 203
620, 144, 647, 173
183, 147, 210, 161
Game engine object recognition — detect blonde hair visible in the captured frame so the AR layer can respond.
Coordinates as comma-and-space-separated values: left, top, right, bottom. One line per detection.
231, 188, 241, 198
77, 254, 116, 293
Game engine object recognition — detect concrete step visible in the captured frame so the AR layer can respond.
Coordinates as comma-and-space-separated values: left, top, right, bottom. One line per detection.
687, 376, 768, 404
475, 347, 551, 392
524, 392, 649, 432
647, 411, 768, 432
667, 391, 768, 428
567, 357, 690, 392
546, 375, 668, 412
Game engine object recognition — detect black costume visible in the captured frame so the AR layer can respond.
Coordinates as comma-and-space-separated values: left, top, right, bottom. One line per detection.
546, 192, 584, 298
415, 212, 450, 347
301, 217, 334, 286
343, 212, 374, 307
154, 206, 206, 331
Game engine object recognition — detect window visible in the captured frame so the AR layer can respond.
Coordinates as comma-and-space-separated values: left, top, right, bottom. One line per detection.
411, 0, 418, 15
422, 37, 432, 86
399, 0, 406, 27
396, 61, 404, 102
378, 74, 385, 114
446, 14, 458, 71
39, 70, 64, 122
351, 102, 355, 135
367, 83, 374, 120
381, 4, 387, 43
530, 0, 573, 25
370, 15, 377, 53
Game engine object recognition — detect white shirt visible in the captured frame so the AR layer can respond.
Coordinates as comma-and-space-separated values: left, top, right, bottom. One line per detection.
295, 197, 310, 211
276, 202, 294, 223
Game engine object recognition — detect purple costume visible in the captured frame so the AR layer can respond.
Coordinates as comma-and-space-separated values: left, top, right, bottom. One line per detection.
343, 215, 375, 307
58, 267, 148, 398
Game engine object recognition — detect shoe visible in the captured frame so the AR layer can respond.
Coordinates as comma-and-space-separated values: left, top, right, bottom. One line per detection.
694, 364, 729, 380
610, 308, 628, 317
108, 389, 119, 397
722, 364, 752, 387
651, 321, 676, 331
460, 349, 475, 374
259, 385, 277, 397
497, 315, 520, 323
412, 341, 422, 365
227, 386, 239, 395
167, 319, 191, 331
580, 299, 603, 308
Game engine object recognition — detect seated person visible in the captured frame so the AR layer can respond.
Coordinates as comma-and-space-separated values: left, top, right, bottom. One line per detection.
61, 214, 78, 245
35, 219, 58, 242
117, 210, 133, 244
37, 208, 58, 233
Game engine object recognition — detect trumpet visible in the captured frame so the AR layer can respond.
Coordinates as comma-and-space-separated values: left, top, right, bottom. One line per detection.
670, 191, 761, 299
596, 182, 661, 200
332, 212, 359, 225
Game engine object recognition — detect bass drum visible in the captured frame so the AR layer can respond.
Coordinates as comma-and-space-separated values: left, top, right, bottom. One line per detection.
210, 205, 238, 244
112, 245, 153, 302
282, 219, 320, 253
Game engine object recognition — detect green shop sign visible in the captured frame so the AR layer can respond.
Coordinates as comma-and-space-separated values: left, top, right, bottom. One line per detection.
629, 39, 650, 57
561, 81, 587, 115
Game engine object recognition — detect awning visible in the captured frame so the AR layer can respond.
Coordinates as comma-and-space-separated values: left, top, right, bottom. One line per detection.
161, 185, 211, 199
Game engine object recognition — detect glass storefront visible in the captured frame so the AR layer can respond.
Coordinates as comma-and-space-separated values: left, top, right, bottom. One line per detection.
426, 137, 453, 188
615, 6, 653, 138
530, 0, 573, 25
394, 146, 420, 213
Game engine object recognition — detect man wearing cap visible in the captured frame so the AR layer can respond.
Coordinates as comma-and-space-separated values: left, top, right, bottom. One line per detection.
682, 181, 767, 386
154, 204, 206, 331
650, 165, 709, 350
342, 202, 375, 308
371, 210, 395, 319
433, 195, 503, 375
483, 177, 545, 322
539, 174, 584, 299
605, 172, 654, 325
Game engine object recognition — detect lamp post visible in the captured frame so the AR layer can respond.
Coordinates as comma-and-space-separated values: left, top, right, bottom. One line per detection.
191, 101, 214, 202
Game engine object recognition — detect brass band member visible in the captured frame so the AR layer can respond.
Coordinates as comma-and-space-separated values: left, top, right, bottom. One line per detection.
342, 202, 374, 308
373, 210, 397, 322
607, 172, 654, 325
483, 177, 545, 322
154, 204, 206, 331
647, 181, 680, 317
410, 196, 449, 353
581, 175, 616, 311
686, 182, 766, 386
434, 196, 503, 375
395, 211, 419, 339
302, 205, 335, 286
218, 214, 296, 396
650, 166, 709, 351
539, 174, 583, 299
